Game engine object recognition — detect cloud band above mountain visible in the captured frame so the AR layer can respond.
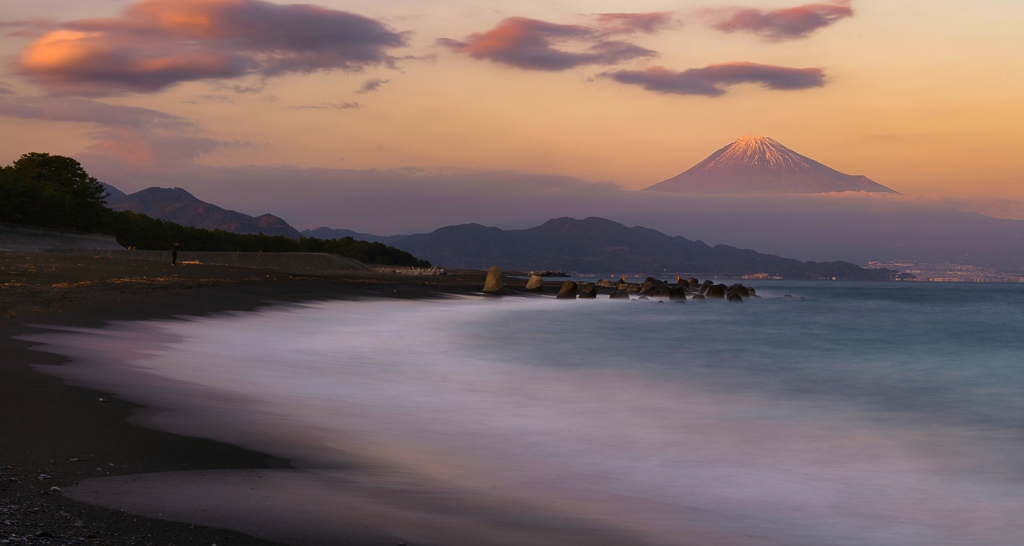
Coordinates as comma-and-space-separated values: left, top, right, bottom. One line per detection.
604, 62, 826, 97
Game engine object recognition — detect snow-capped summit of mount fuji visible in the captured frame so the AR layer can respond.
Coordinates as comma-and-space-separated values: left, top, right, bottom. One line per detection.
644, 135, 898, 194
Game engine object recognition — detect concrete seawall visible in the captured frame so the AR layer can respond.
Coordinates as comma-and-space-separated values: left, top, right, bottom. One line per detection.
2, 224, 374, 275
0, 224, 124, 252
39, 249, 373, 275
120, 250, 374, 275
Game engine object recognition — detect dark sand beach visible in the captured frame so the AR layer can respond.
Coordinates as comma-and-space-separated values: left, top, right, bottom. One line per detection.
0, 252, 508, 545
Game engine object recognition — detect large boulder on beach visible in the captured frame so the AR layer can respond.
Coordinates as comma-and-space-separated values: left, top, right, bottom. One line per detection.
525, 275, 545, 292
483, 266, 505, 295
596, 279, 615, 288
727, 292, 744, 302
669, 287, 687, 301
609, 291, 631, 300
556, 281, 578, 299
578, 282, 597, 298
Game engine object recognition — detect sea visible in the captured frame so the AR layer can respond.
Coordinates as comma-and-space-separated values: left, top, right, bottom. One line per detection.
22, 281, 1024, 545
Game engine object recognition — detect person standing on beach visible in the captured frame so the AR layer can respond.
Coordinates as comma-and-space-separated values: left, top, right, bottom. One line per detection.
171, 243, 179, 266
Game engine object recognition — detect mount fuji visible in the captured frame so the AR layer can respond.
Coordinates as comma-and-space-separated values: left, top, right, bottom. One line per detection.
644, 135, 898, 194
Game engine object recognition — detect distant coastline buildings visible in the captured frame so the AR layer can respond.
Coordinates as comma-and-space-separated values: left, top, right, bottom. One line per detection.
868, 261, 1024, 283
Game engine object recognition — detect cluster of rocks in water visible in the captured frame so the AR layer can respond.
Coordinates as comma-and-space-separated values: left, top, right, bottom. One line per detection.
483, 266, 756, 302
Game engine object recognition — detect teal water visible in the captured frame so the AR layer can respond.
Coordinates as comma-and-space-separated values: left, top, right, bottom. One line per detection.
24, 282, 1024, 545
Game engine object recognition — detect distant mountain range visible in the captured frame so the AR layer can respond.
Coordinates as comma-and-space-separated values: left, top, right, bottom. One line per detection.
645, 135, 897, 194
385, 217, 889, 279
106, 187, 302, 239
101, 185, 889, 278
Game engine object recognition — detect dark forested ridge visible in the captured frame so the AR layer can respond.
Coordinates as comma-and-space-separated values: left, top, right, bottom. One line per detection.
107, 210, 430, 266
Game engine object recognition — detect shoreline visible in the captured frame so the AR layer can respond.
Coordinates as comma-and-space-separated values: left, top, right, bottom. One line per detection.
1, 252, 506, 545
6, 253, 1023, 545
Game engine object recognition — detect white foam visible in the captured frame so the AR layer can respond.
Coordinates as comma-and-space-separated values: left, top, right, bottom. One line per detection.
23, 297, 1024, 545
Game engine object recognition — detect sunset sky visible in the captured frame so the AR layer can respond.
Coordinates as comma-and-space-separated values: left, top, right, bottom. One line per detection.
1, 0, 1023, 232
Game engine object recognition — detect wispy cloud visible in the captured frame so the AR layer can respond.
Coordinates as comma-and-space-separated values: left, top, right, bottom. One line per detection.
0, 95, 191, 128
439, 17, 657, 71
0, 94, 223, 166
217, 82, 267, 95
705, 2, 853, 41
358, 78, 389, 93
0, 18, 59, 38
603, 62, 827, 97
594, 12, 677, 35
14, 0, 407, 96
181, 94, 236, 105
82, 125, 224, 167
295, 102, 360, 110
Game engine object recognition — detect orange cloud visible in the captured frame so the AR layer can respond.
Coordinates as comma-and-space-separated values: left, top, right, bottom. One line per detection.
707, 2, 853, 41
604, 62, 827, 96
83, 125, 221, 167
15, 0, 406, 95
84, 126, 158, 166
19, 30, 99, 70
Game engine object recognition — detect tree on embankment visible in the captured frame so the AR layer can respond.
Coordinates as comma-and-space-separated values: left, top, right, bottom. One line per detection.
0, 152, 109, 231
